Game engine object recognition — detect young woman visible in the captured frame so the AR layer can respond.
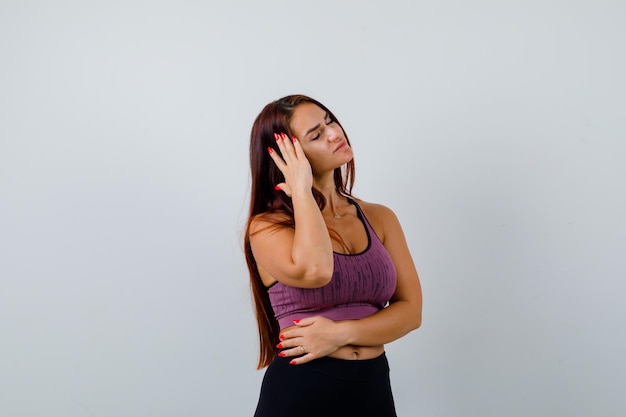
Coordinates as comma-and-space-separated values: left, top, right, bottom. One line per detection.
244, 95, 422, 416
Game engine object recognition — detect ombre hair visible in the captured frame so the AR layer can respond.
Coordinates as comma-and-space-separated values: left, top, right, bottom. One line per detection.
244, 95, 355, 369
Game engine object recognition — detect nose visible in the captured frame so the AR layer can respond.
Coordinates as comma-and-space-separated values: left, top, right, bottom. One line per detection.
326, 125, 341, 142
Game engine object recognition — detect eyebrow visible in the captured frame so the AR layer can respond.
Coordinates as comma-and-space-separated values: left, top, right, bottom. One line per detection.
304, 112, 329, 137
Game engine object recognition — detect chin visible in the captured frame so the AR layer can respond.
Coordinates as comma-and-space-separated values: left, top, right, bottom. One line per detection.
341, 150, 354, 163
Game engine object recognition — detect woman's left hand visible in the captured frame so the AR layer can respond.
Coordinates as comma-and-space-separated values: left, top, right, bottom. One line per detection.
276, 316, 348, 365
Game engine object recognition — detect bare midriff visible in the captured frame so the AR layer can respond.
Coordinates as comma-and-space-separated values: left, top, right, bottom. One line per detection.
280, 325, 384, 360
329, 344, 385, 360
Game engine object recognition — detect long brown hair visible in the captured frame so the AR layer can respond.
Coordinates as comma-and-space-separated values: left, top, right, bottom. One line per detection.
244, 95, 355, 369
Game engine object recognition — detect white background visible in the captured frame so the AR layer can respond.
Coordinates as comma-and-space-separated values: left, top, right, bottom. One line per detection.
1, 1, 625, 416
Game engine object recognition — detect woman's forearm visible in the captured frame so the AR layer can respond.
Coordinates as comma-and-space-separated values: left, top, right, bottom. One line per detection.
278, 300, 421, 364
290, 188, 334, 283
339, 300, 422, 347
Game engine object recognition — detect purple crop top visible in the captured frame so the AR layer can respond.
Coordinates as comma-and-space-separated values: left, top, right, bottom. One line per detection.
267, 199, 397, 329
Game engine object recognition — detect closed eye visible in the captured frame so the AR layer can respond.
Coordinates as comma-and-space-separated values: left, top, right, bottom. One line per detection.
309, 113, 333, 140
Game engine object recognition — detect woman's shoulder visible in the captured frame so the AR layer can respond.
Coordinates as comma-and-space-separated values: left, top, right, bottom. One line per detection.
351, 197, 400, 237
352, 197, 396, 218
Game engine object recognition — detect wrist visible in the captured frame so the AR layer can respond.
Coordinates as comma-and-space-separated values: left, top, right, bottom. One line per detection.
290, 187, 314, 199
337, 321, 356, 346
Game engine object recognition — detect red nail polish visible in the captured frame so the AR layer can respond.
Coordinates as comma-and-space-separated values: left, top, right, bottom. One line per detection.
292, 135, 297, 143
274, 185, 281, 191
267, 147, 273, 153
274, 133, 280, 141
281, 132, 287, 140
289, 360, 296, 365
278, 352, 285, 357
279, 334, 285, 340
292, 320, 300, 324
276, 343, 283, 348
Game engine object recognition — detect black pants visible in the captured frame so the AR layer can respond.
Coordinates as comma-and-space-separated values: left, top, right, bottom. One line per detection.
254, 352, 397, 417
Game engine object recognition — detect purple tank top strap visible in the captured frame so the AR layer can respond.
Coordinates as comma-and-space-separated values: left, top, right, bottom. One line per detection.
348, 198, 382, 246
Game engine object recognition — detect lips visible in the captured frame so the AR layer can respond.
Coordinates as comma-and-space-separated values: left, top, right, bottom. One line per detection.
334, 141, 346, 152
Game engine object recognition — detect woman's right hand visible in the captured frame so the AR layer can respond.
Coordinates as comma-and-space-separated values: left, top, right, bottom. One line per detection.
268, 132, 312, 197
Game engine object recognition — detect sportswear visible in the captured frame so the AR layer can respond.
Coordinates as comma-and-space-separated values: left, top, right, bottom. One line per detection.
267, 199, 397, 329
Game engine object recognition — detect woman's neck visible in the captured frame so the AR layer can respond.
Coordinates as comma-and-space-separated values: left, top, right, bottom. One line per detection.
313, 177, 349, 217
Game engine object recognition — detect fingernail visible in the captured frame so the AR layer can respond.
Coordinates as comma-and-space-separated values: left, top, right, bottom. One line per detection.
292, 320, 300, 324
267, 147, 273, 154
278, 352, 285, 357
281, 132, 287, 140
274, 133, 280, 141
276, 343, 283, 348
279, 334, 285, 340
274, 185, 281, 191
289, 360, 296, 365
292, 136, 297, 143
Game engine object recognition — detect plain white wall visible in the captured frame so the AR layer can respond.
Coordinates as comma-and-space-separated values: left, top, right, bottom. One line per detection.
1, 1, 625, 416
